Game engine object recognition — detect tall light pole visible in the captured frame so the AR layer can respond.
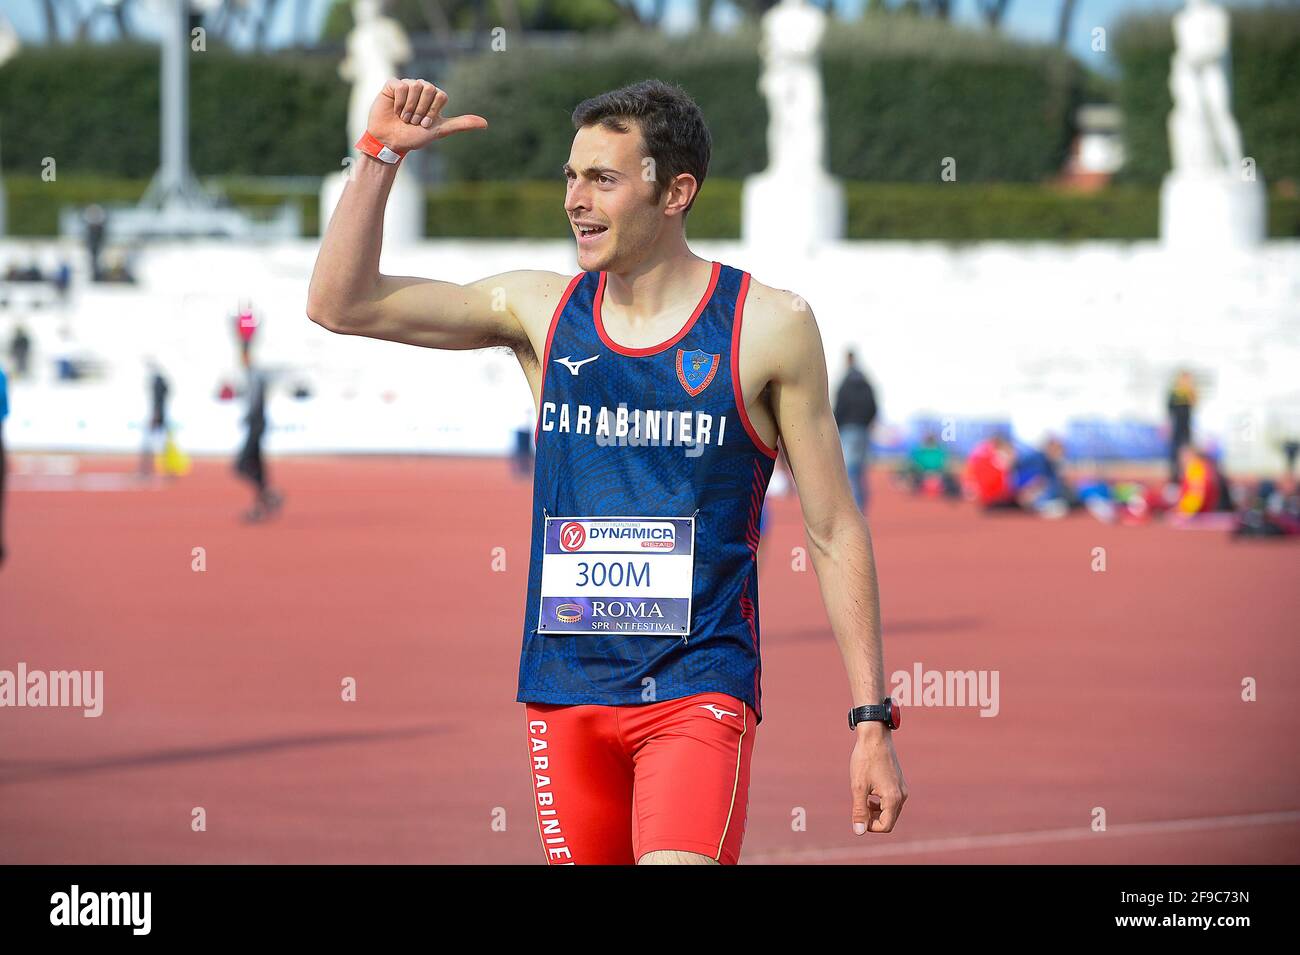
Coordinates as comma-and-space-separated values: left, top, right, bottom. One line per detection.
140, 0, 213, 211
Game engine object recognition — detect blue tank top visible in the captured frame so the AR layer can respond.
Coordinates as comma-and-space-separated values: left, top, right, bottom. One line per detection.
517, 261, 778, 720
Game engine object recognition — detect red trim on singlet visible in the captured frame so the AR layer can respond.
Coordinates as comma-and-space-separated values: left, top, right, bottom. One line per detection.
535, 272, 585, 446
592, 261, 721, 357
745, 458, 764, 554
739, 576, 761, 717
730, 272, 779, 460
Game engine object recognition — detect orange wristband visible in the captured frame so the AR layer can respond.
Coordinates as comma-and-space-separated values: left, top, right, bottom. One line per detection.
355, 131, 406, 165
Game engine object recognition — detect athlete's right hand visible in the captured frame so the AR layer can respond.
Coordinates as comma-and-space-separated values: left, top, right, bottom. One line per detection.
366, 78, 488, 153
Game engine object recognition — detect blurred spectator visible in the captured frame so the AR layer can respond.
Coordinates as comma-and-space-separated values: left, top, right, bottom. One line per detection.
53, 260, 72, 301
84, 205, 107, 281
512, 405, 534, 478
1167, 368, 1197, 484
52, 326, 78, 381
963, 432, 1018, 509
235, 300, 259, 351
901, 430, 959, 498
1013, 436, 1073, 518
8, 324, 30, 379
1281, 439, 1299, 482
833, 349, 878, 511
139, 361, 171, 477
6, 255, 43, 282
1174, 445, 1224, 515
99, 248, 137, 284
1233, 477, 1300, 538
1206, 442, 1236, 512
234, 344, 282, 523
5, 259, 38, 282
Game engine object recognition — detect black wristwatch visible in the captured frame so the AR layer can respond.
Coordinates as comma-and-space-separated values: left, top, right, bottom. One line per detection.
848, 698, 900, 731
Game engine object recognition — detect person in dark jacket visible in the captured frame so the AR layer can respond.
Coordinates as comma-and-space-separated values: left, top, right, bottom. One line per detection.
234, 344, 282, 522
139, 361, 170, 476
9, 325, 31, 379
1167, 368, 1197, 484
833, 349, 878, 511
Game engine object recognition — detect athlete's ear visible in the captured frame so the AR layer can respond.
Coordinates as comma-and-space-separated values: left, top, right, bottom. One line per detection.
662, 173, 699, 219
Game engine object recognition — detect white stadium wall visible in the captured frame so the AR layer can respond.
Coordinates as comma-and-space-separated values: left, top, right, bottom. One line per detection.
2, 238, 1298, 474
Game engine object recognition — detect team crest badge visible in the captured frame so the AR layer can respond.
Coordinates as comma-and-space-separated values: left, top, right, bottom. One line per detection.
676, 348, 720, 397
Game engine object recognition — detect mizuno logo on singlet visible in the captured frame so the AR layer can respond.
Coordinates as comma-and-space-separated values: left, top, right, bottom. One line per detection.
699, 704, 739, 721
554, 355, 599, 375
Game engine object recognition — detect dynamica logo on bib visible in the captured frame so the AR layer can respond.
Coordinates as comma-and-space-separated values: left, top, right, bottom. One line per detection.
50, 885, 151, 935
588, 525, 674, 545
559, 522, 586, 551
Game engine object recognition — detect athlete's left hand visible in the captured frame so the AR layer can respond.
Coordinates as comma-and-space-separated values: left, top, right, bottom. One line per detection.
850, 726, 907, 834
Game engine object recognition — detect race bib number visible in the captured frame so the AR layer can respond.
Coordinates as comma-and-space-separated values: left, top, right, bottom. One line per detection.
537, 516, 695, 636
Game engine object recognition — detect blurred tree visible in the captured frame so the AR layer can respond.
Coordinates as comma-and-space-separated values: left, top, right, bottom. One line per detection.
1056, 0, 1078, 47
321, 0, 646, 41
974, 0, 1012, 29
731, 0, 780, 21
696, 0, 716, 30
867, 0, 1010, 25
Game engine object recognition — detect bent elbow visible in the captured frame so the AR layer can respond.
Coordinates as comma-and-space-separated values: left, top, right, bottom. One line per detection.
307, 300, 348, 335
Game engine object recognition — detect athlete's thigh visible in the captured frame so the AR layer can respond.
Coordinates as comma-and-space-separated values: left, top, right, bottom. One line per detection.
524, 702, 635, 865
626, 692, 757, 865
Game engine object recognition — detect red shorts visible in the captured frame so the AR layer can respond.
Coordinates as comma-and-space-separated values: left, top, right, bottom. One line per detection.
524, 691, 757, 865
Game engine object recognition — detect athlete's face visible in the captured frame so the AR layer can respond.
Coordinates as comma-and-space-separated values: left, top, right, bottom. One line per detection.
563, 123, 671, 272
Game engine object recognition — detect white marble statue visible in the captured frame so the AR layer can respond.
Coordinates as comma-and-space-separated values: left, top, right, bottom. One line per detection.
340, 0, 413, 150
758, 0, 829, 176
0, 13, 19, 67
1159, 0, 1265, 248
1168, 0, 1244, 174
323, 0, 422, 243
742, 0, 844, 253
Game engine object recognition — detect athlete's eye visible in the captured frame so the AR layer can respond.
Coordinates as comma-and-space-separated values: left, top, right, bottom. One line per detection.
598, 175, 613, 185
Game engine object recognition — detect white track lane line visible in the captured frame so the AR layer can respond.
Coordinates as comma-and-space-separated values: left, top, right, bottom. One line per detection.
745, 809, 1300, 864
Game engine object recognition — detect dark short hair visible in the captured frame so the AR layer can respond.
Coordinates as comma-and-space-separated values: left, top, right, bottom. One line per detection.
571, 79, 711, 215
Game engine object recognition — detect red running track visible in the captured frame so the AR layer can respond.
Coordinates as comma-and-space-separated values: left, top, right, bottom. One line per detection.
1, 455, 1297, 864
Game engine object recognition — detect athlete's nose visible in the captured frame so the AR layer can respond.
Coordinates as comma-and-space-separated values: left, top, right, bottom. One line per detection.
564, 178, 590, 216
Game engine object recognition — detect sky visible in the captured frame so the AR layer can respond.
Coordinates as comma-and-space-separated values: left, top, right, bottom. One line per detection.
0, 0, 1284, 64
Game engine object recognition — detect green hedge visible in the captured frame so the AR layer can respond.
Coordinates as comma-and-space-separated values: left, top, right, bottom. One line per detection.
0, 176, 321, 236
441, 20, 1080, 185
9, 175, 1298, 240
422, 179, 742, 237
437, 29, 768, 184
0, 44, 348, 178
821, 16, 1079, 183
1114, 6, 1300, 185
0, 19, 1079, 186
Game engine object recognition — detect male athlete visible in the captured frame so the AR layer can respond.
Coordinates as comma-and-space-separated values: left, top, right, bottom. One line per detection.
307, 77, 906, 865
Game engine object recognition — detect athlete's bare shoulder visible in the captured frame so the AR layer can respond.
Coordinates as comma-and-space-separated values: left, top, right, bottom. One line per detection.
738, 274, 822, 386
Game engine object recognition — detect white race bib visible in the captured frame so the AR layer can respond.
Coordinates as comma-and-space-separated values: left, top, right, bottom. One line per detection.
537, 515, 695, 636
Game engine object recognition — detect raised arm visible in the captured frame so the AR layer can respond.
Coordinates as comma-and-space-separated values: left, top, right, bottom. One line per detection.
754, 284, 908, 836
306, 78, 557, 352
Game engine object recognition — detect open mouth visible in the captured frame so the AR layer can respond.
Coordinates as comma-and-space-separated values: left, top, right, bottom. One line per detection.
576, 224, 608, 241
